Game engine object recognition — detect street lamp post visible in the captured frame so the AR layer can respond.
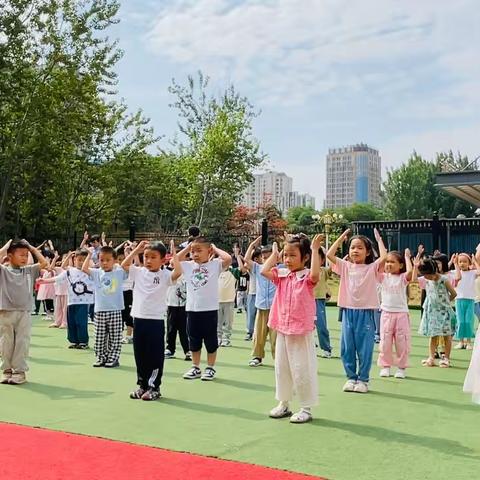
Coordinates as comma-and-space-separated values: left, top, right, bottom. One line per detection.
311, 212, 343, 252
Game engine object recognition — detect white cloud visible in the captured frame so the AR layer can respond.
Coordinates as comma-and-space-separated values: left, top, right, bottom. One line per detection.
144, 0, 479, 115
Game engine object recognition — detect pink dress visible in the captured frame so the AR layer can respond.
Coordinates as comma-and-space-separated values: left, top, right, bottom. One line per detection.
37, 270, 56, 301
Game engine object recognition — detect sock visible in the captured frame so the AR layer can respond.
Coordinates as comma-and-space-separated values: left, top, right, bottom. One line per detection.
279, 400, 289, 409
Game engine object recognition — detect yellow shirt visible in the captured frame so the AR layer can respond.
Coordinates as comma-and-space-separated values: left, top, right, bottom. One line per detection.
313, 267, 331, 299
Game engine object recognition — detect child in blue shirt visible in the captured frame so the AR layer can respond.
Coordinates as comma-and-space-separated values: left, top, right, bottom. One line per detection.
83, 246, 127, 368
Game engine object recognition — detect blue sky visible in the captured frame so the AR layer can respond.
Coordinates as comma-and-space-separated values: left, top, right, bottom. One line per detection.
112, 0, 480, 206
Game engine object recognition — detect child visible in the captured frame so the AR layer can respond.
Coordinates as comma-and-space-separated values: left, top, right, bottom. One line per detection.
0, 239, 48, 384
327, 228, 387, 393
40, 249, 94, 349
177, 237, 231, 381
50, 254, 68, 329
244, 247, 260, 341
463, 324, 480, 404
83, 246, 128, 367
453, 253, 479, 350
217, 266, 237, 347
314, 246, 332, 358
377, 249, 414, 379
263, 234, 323, 423
121, 240, 181, 401
417, 258, 457, 368
244, 237, 277, 367
37, 267, 55, 318
165, 266, 190, 361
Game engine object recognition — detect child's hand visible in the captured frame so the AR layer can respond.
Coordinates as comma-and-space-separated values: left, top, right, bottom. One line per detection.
339, 229, 351, 243
373, 228, 382, 243
252, 236, 262, 247
233, 245, 241, 256
405, 248, 411, 258
135, 240, 149, 253
311, 234, 323, 251
1, 239, 12, 251
272, 242, 279, 256
83, 231, 89, 241
170, 240, 176, 256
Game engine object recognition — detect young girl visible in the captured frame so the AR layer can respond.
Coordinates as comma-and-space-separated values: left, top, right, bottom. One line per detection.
453, 253, 479, 350
50, 254, 68, 328
314, 246, 332, 358
327, 228, 387, 394
262, 233, 323, 424
377, 249, 414, 379
463, 325, 480, 404
416, 258, 456, 368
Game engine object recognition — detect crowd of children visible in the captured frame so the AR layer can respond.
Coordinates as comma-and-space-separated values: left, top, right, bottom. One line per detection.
1, 226, 480, 421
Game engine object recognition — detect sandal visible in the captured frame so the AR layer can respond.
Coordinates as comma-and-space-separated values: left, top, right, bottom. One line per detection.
290, 410, 313, 424
439, 358, 450, 368
421, 357, 436, 367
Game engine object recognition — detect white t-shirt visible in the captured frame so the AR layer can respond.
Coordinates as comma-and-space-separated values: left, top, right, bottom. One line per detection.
379, 272, 409, 313
56, 267, 94, 306
248, 268, 257, 295
128, 265, 173, 320
166, 275, 187, 307
456, 269, 477, 299
181, 258, 223, 312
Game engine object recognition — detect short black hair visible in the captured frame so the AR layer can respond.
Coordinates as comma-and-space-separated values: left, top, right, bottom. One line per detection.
75, 248, 89, 258
91, 234, 100, 242
7, 240, 29, 254
318, 246, 326, 263
387, 251, 406, 273
252, 247, 262, 260
419, 257, 438, 275
191, 236, 211, 246
145, 241, 167, 258
261, 245, 272, 254
287, 233, 311, 265
432, 253, 448, 273
99, 246, 117, 259
188, 226, 200, 237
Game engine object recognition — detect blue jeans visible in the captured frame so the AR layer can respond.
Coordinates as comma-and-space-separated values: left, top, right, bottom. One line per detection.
246, 294, 257, 335
67, 304, 89, 345
373, 309, 381, 338
315, 299, 331, 352
340, 308, 375, 383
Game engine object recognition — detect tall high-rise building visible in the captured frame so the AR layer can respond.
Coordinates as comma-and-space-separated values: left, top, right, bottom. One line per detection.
242, 171, 315, 213
325, 144, 381, 209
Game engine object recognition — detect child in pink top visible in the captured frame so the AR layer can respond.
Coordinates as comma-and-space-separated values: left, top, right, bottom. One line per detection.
262, 233, 323, 424
327, 228, 387, 394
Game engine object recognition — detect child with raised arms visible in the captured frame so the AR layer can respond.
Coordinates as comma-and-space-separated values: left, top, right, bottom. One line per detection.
83, 246, 128, 368
263, 234, 323, 423
177, 237, 231, 381
0, 239, 48, 385
327, 228, 387, 393
377, 249, 416, 379
121, 240, 181, 401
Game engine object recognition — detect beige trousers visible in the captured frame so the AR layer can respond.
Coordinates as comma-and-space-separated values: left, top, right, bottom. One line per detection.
0, 310, 32, 373
251, 309, 277, 359
275, 332, 319, 407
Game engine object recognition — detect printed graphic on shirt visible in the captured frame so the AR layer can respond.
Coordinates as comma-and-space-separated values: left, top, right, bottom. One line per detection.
191, 265, 209, 290
100, 276, 119, 295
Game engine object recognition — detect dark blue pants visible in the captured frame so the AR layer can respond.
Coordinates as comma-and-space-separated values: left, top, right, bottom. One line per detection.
67, 304, 89, 345
133, 318, 165, 391
315, 299, 331, 352
340, 308, 375, 383
246, 294, 257, 335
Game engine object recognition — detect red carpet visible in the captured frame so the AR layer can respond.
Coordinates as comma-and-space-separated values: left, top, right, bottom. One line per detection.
0, 422, 324, 480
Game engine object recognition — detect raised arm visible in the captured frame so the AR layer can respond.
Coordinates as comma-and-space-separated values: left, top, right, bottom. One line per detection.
261, 241, 278, 281
244, 236, 261, 270
82, 249, 93, 275
25, 240, 49, 269
405, 248, 413, 281
309, 234, 323, 284
452, 254, 461, 282
80, 231, 89, 249
212, 244, 232, 270
170, 240, 183, 282
326, 229, 350, 265
121, 240, 148, 271
61, 252, 74, 269
0, 239, 12, 261
411, 248, 422, 283
373, 228, 387, 263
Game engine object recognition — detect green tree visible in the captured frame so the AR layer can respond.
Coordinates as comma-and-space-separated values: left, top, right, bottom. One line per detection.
286, 206, 318, 233
339, 203, 384, 222
168, 72, 266, 230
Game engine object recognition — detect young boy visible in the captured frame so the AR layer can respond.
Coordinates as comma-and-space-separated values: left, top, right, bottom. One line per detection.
83, 246, 128, 368
122, 240, 181, 401
0, 239, 48, 384
244, 236, 277, 367
243, 247, 261, 341
39, 249, 93, 349
178, 237, 231, 381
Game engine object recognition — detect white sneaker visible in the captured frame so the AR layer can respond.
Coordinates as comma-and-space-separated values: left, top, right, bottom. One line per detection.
343, 380, 356, 392
466, 344, 473, 350
269, 403, 292, 419
379, 367, 390, 377
353, 381, 369, 393
321, 350, 332, 358
220, 339, 231, 347
290, 409, 312, 424
454, 343, 465, 349
395, 368, 406, 379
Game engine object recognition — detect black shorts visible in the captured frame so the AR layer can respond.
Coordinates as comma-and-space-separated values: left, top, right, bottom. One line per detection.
186, 310, 218, 353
